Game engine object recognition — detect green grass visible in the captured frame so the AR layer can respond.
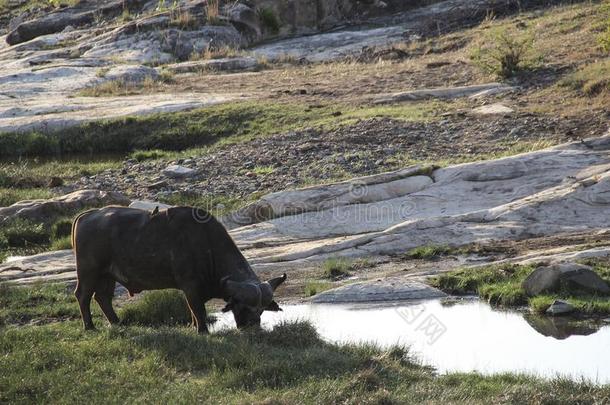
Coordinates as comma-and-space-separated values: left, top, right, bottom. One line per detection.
304, 280, 333, 297
406, 245, 453, 260
129, 149, 169, 162
0, 100, 438, 158
561, 59, 610, 96
252, 165, 275, 175
0, 214, 93, 261
322, 257, 353, 280
119, 290, 193, 327
1, 284, 610, 403
0, 283, 79, 327
432, 262, 610, 314
0, 188, 55, 207
0, 159, 121, 190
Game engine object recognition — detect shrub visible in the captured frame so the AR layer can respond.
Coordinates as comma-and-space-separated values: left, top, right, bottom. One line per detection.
51, 218, 73, 240
1, 218, 49, 247
322, 257, 352, 279
50, 235, 72, 251
471, 27, 538, 78
304, 281, 332, 297
258, 7, 280, 34
406, 245, 452, 260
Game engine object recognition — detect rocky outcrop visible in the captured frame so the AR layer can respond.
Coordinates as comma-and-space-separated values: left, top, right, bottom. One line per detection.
522, 263, 610, 297
5, 135, 610, 287
0, 190, 130, 224
373, 83, 514, 104
309, 278, 446, 303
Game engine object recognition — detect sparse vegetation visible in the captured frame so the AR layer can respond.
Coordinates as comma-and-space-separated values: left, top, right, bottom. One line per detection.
129, 149, 168, 162
561, 59, 610, 97
406, 245, 453, 260
471, 27, 539, 78
304, 280, 333, 297
322, 257, 353, 280
205, 0, 219, 24
78, 76, 164, 97
258, 7, 280, 34
0, 101, 437, 157
252, 165, 275, 176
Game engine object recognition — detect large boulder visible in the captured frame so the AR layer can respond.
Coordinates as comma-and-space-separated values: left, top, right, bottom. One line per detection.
522, 263, 610, 297
226, 3, 261, 41
0, 190, 130, 224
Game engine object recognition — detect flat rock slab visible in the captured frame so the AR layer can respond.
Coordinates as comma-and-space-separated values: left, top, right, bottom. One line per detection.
163, 57, 259, 74
472, 103, 514, 115
0, 93, 242, 133
373, 83, 514, 104
0, 250, 75, 284
310, 279, 447, 303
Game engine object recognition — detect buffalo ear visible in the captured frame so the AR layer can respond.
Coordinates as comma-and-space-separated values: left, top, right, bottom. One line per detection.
266, 300, 282, 312
222, 302, 233, 313
268, 273, 287, 291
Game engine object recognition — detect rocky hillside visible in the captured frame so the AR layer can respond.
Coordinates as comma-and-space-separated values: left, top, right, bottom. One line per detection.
1, 0, 609, 294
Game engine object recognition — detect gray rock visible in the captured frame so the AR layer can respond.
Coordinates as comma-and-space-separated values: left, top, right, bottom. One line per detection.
522, 263, 610, 297
101, 65, 159, 84
545, 300, 574, 316
226, 3, 261, 41
310, 278, 447, 303
163, 165, 197, 178
164, 57, 259, 74
0, 190, 130, 224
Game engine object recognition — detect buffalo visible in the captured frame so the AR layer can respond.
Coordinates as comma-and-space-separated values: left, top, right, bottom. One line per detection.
71, 206, 286, 333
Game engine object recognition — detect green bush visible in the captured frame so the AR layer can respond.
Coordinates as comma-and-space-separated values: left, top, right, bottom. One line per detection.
406, 245, 452, 259
1, 218, 49, 247
51, 218, 72, 240
471, 27, 538, 78
322, 257, 352, 279
258, 7, 280, 34
50, 235, 72, 251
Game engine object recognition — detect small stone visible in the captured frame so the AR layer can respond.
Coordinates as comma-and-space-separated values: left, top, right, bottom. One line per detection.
163, 165, 196, 179
545, 300, 574, 316
245, 171, 257, 178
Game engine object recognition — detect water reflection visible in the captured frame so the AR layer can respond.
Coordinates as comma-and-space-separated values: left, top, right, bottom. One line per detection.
212, 299, 610, 383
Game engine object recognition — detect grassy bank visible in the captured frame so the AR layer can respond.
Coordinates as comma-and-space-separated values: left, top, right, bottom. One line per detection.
1, 284, 609, 403
431, 260, 610, 315
0, 100, 437, 158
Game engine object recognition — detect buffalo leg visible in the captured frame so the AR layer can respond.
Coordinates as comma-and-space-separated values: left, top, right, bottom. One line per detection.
183, 289, 208, 334
94, 277, 119, 325
74, 281, 96, 330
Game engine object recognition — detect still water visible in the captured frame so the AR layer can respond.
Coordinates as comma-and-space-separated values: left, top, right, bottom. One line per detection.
212, 299, 610, 383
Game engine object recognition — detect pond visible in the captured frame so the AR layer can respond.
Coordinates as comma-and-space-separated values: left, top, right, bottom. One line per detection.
211, 299, 610, 384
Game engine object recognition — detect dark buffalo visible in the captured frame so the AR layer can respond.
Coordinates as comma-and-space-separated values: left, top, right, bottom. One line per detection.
71, 206, 286, 333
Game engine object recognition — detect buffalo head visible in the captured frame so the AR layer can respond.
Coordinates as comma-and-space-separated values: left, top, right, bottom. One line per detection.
222, 273, 287, 328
